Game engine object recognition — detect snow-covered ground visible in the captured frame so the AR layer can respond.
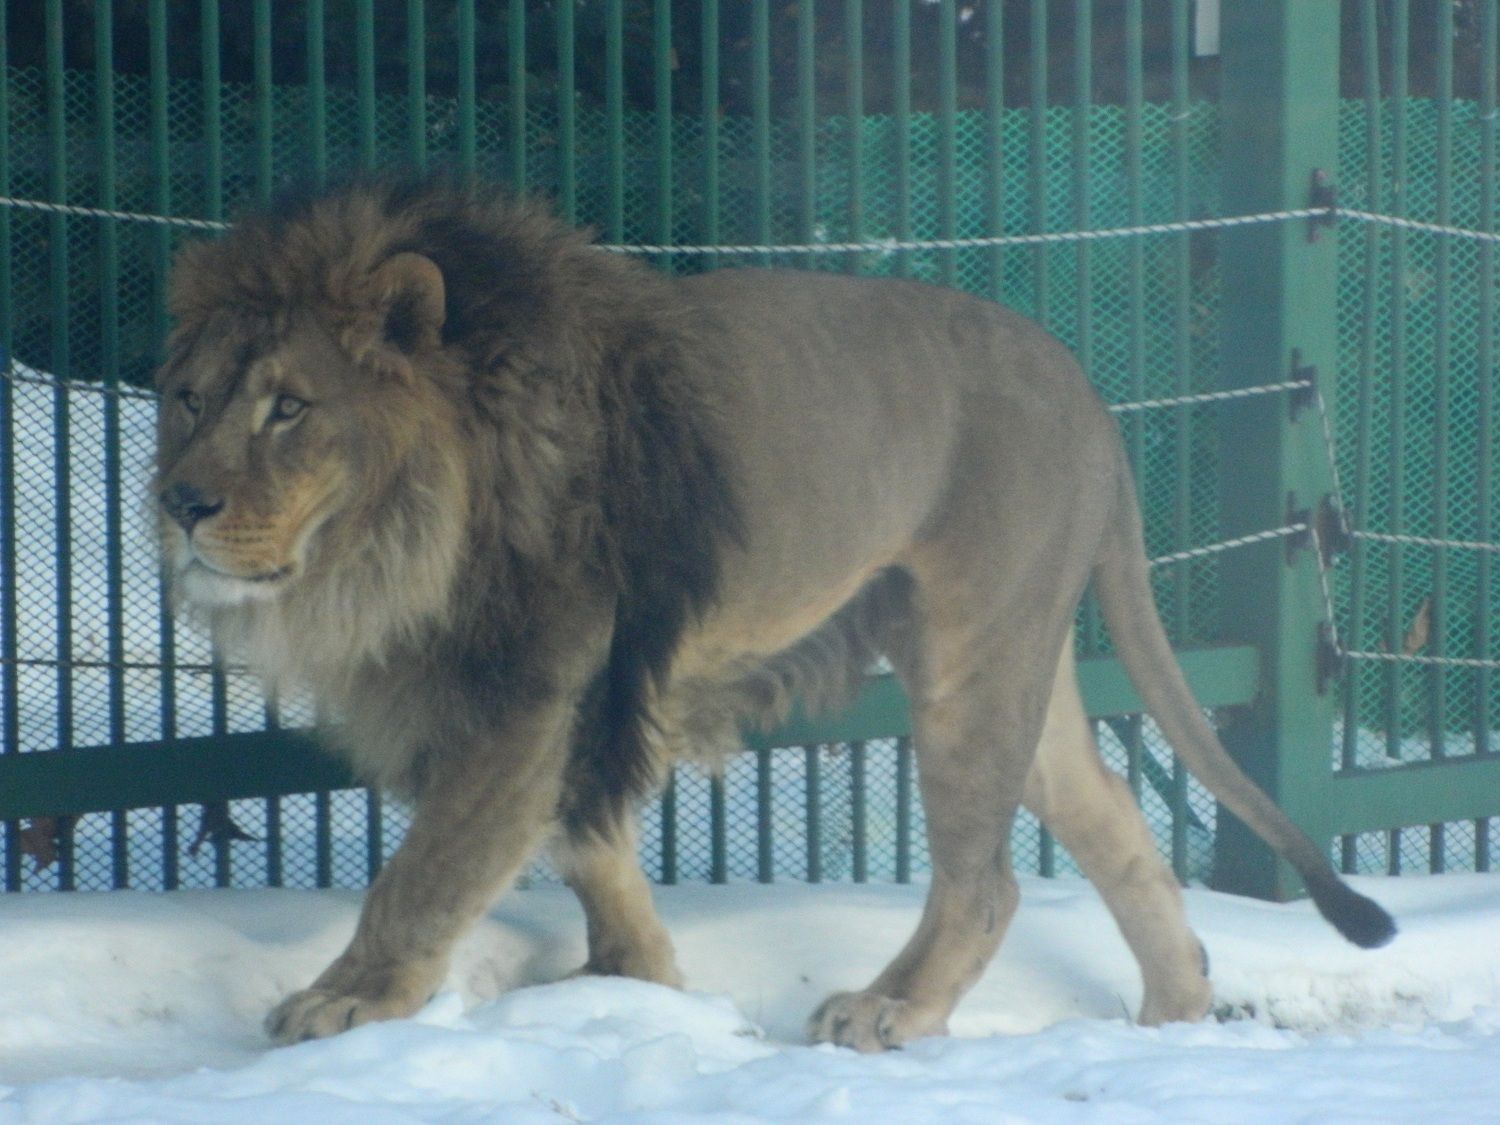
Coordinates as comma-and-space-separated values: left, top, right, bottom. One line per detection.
2, 873, 1499, 1122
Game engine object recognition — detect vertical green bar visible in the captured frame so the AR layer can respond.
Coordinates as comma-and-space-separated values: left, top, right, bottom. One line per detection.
1123, 715, 1143, 798
1342, 0, 1384, 790
845, 0, 862, 273
210, 675, 230, 887
265, 796, 282, 886
660, 772, 677, 884
654, 0, 672, 264
850, 742, 867, 882
1167, 1, 1195, 879
1476, 0, 1496, 760
201, 0, 222, 218
203, 0, 229, 888
1071, 0, 1092, 378
0, 0, 19, 891
1124, 1, 1145, 480
1028, 1, 1049, 323
149, 0, 179, 890
58, 825, 75, 891
1428, 0, 1455, 877
456, 0, 476, 175
891, 2, 911, 280
315, 790, 332, 888
45, 5, 74, 882
709, 774, 727, 883
1383, 2, 1409, 765
408, 0, 427, 169
508, 0, 526, 188
365, 789, 383, 881
937, 1, 957, 286
1171, 0, 1193, 643
699, 0, 719, 268
804, 746, 821, 881
307, 1, 327, 185
95, 0, 129, 890
556, 1, 575, 222
1428, 0, 1453, 772
605, 0, 624, 241
894, 736, 912, 882
356, 0, 376, 170
984, 1, 1004, 298
1171, 756, 1188, 881
1074, 0, 1098, 654
263, 683, 282, 885
1214, 1, 1342, 901
756, 746, 773, 882
254, 0, 272, 201
797, 0, 816, 245
752, 0, 770, 262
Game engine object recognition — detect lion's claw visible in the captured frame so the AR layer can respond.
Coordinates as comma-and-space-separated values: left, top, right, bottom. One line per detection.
808, 991, 946, 1052
265, 960, 441, 1050
265, 987, 407, 1044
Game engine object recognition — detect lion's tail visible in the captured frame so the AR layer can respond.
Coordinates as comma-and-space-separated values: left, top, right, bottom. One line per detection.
1091, 451, 1396, 950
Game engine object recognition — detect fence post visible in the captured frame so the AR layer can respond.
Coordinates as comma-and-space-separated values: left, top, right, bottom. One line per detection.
1212, 2, 1341, 901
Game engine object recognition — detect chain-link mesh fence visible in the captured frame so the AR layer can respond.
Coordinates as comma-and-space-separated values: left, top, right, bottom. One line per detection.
1, 4, 1496, 890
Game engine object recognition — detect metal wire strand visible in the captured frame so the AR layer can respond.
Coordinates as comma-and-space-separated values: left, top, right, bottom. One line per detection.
4, 193, 1498, 250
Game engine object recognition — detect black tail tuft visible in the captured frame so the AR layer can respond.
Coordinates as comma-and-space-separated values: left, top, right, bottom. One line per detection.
1308, 876, 1398, 949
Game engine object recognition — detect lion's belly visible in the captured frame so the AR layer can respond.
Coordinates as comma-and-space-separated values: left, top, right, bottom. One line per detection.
670, 270, 983, 678
674, 565, 881, 679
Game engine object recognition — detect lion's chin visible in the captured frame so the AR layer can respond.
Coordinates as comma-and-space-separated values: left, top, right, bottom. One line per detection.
175, 557, 293, 610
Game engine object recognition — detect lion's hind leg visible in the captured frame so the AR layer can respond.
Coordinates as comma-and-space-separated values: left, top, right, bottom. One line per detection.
555, 818, 683, 988
809, 520, 1100, 1051
1022, 635, 1211, 1026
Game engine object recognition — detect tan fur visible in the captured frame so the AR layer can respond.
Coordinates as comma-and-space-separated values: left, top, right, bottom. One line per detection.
156, 180, 1391, 1051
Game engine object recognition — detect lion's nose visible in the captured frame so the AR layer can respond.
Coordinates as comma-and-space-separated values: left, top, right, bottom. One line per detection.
159, 483, 224, 533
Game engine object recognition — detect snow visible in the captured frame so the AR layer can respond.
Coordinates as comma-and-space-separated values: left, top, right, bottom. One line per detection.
3, 874, 1500, 1122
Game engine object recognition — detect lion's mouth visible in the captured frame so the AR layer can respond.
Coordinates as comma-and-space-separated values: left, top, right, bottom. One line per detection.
175, 554, 296, 608
211, 561, 290, 584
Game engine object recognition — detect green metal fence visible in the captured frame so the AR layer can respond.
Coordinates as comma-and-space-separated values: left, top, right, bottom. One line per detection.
0, 1, 1495, 897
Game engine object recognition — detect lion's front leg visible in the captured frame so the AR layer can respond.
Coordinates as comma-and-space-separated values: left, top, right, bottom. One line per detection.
555, 817, 683, 987
265, 715, 570, 1045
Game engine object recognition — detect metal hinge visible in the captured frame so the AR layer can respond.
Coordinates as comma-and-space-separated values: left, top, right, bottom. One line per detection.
1286, 493, 1313, 564
1285, 494, 1348, 567
1314, 495, 1352, 565
1316, 621, 1344, 695
1288, 348, 1318, 421
1307, 169, 1338, 242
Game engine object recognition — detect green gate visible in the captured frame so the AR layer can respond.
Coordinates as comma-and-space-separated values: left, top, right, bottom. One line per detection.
1, 1, 1495, 896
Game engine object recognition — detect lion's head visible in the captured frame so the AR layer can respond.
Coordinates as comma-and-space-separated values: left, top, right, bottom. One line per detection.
155, 250, 456, 610
154, 180, 739, 796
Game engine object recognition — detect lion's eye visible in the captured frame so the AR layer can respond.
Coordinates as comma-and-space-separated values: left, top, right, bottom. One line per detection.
177, 389, 202, 416
269, 394, 308, 423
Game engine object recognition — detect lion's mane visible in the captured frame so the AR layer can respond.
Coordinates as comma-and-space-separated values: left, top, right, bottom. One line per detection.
165, 178, 742, 823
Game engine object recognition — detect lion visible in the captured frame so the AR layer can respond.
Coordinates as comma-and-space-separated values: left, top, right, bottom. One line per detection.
154, 178, 1393, 1052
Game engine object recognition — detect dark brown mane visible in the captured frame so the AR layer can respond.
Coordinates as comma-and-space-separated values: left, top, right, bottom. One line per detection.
167, 177, 742, 822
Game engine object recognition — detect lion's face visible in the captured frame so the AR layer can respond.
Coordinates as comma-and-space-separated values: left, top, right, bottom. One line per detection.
154, 315, 366, 608
155, 249, 454, 615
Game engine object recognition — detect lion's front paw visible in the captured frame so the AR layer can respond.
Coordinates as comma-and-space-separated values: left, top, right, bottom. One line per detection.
265, 962, 441, 1044
807, 991, 947, 1052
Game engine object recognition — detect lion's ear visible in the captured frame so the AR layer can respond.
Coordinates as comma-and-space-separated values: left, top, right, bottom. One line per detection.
371, 251, 446, 353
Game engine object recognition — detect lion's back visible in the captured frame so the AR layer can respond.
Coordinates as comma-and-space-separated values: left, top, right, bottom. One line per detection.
665, 268, 1118, 669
